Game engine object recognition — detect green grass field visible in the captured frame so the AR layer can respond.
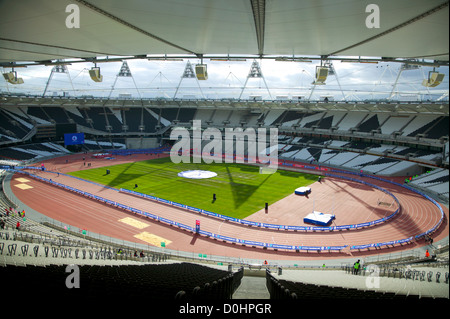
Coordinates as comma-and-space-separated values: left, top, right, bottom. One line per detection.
68, 157, 318, 219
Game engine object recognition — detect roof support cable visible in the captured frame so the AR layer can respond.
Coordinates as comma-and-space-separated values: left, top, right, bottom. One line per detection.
250, 0, 266, 57
75, 0, 197, 55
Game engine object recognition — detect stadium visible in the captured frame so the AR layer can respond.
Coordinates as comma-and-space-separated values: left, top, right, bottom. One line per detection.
0, 0, 449, 310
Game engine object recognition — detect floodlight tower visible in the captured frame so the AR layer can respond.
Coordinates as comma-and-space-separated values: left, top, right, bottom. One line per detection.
173, 61, 205, 99
238, 59, 271, 100
107, 61, 144, 99
307, 59, 347, 102
106, 61, 144, 132
42, 61, 74, 97
388, 60, 420, 101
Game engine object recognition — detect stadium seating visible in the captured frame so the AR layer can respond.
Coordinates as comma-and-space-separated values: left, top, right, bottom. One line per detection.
1, 105, 448, 140
0, 189, 243, 300
1, 127, 448, 301
0, 261, 242, 300
266, 267, 448, 300
0, 142, 71, 161
409, 168, 450, 200
411, 168, 449, 186
1, 100, 447, 194
0, 108, 32, 141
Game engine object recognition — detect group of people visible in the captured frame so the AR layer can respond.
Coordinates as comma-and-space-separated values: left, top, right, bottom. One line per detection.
351, 237, 435, 274
134, 250, 145, 258
116, 249, 152, 260
3, 207, 25, 218
1, 206, 25, 231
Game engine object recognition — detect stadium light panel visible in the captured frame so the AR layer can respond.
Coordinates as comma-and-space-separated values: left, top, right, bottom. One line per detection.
3, 71, 24, 84
89, 66, 103, 82
422, 71, 445, 87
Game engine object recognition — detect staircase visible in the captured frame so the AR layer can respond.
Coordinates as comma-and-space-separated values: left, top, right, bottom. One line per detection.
233, 269, 270, 299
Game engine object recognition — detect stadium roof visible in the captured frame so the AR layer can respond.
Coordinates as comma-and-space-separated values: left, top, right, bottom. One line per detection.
0, 0, 449, 67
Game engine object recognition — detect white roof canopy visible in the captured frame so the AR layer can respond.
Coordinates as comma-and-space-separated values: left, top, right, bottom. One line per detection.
0, 0, 448, 66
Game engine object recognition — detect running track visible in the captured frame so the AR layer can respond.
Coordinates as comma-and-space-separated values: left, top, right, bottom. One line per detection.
9, 153, 449, 262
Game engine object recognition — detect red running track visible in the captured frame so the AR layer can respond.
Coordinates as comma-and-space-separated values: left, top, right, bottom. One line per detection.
10, 153, 449, 262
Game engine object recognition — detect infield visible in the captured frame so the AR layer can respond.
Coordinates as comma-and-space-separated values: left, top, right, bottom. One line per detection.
68, 157, 319, 219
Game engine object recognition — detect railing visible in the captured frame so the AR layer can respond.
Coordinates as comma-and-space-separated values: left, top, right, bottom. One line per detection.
342, 263, 449, 284
3, 165, 442, 254
2, 153, 447, 267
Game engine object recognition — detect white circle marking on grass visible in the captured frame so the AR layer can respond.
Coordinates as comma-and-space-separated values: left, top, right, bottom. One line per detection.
178, 170, 218, 179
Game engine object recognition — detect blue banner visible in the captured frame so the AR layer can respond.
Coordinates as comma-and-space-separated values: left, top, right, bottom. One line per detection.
64, 133, 84, 145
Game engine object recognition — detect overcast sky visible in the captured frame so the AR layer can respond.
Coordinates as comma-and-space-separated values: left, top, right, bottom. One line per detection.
1, 58, 448, 102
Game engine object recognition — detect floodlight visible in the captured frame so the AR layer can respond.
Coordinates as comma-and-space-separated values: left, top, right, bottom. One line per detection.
3, 71, 24, 84
312, 66, 328, 85
422, 71, 444, 87
89, 67, 103, 82
195, 64, 208, 80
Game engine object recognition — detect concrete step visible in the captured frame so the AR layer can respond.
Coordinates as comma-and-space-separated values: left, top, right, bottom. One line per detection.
233, 275, 270, 299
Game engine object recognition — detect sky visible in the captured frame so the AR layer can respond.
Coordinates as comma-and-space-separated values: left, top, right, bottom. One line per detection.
1, 58, 448, 102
